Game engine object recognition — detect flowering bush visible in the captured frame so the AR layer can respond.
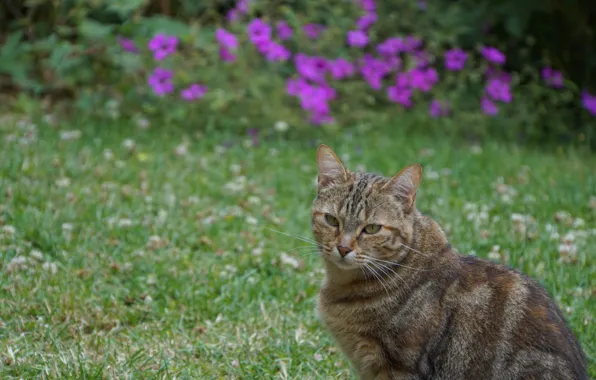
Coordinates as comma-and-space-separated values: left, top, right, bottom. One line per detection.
1, 0, 595, 145
107, 0, 596, 140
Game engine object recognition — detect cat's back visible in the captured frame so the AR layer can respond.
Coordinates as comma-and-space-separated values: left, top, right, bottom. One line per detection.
432, 254, 588, 380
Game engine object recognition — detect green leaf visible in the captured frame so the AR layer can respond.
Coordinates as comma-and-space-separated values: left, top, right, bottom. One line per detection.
106, 0, 147, 17
139, 16, 190, 38
79, 20, 114, 40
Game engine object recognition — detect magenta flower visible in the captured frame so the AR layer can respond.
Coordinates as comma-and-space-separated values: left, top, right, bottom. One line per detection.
219, 47, 236, 62
328, 58, 355, 80
226, 9, 239, 22
409, 67, 438, 92
294, 82, 335, 125
541, 67, 563, 88
148, 68, 174, 96
582, 91, 596, 115
356, 13, 377, 31
485, 78, 512, 103
117, 36, 138, 53
247, 18, 272, 45
216, 28, 238, 50
481, 96, 499, 115
429, 99, 449, 118
444, 48, 467, 71
360, 55, 390, 90
377, 37, 404, 56
387, 86, 413, 108
148, 34, 178, 61
304, 23, 325, 39
180, 84, 207, 101
295, 54, 328, 83
259, 41, 291, 62
358, 0, 376, 11
403, 36, 423, 52
287, 77, 310, 96
347, 30, 369, 47
481, 46, 505, 65
276, 21, 293, 40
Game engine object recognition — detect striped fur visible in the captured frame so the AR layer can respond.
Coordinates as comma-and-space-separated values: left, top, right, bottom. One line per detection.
312, 145, 587, 380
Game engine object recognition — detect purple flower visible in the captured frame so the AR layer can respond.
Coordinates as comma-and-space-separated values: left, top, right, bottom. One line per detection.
259, 41, 291, 62
417, 0, 427, 10
216, 28, 238, 50
582, 91, 596, 115
387, 86, 413, 108
481, 96, 499, 115
294, 82, 335, 124
414, 50, 431, 68
408, 67, 438, 92
287, 77, 310, 96
485, 78, 512, 103
117, 36, 138, 53
541, 67, 563, 88
219, 47, 236, 62
481, 46, 505, 65
429, 99, 449, 118
295, 54, 328, 83
304, 23, 325, 39
226, 9, 239, 22
236, 0, 249, 13
276, 21, 293, 40
328, 58, 355, 80
358, 0, 375, 11
444, 48, 467, 71
377, 37, 404, 56
180, 84, 207, 101
148, 68, 174, 96
356, 13, 377, 31
403, 36, 423, 52
347, 30, 369, 47
148, 34, 178, 61
247, 18, 272, 45
360, 55, 391, 90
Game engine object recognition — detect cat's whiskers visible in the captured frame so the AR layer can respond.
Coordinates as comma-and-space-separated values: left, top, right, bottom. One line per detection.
365, 255, 428, 272
363, 262, 390, 295
265, 227, 320, 246
367, 259, 412, 294
399, 243, 431, 257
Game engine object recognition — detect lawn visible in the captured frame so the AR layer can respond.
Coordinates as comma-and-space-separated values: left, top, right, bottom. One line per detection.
0, 116, 594, 379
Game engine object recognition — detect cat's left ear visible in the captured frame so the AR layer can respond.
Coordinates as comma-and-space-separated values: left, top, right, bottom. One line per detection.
316, 144, 348, 189
380, 163, 422, 211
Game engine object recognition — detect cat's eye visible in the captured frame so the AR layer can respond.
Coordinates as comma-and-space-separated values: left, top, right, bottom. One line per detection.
363, 224, 381, 234
324, 214, 340, 227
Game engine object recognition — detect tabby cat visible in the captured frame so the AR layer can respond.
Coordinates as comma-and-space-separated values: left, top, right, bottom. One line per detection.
312, 145, 587, 380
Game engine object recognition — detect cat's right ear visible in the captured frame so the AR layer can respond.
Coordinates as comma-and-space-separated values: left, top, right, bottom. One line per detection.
316, 144, 348, 189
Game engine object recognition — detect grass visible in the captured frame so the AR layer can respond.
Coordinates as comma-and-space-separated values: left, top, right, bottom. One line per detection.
0, 115, 594, 379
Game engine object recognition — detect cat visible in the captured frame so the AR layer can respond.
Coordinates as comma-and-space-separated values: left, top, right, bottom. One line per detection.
312, 144, 587, 380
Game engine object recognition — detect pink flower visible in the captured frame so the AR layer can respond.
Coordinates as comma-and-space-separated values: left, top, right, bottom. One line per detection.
444, 48, 467, 71
247, 18, 272, 45
481, 96, 498, 115
356, 13, 377, 31
216, 28, 238, 50
148, 68, 174, 96
180, 84, 207, 101
387, 86, 413, 108
304, 23, 325, 39
347, 30, 369, 47
276, 21, 293, 40
481, 46, 505, 65
148, 34, 178, 61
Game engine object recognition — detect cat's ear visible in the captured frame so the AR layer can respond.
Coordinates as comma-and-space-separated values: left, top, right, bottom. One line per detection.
380, 163, 422, 211
316, 144, 348, 188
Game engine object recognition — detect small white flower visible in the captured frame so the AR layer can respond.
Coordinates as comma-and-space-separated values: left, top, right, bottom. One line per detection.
269, 148, 279, 156
274, 120, 289, 132
136, 118, 150, 130
144, 295, 153, 304
245, 216, 258, 225
314, 353, 323, 362
572, 218, 585, 229
103, 149, 114, 161
118, 219, 133, 228
174, 144, 188, 157
42, 262, 58, 274
247, 196, 261, 205
122, 139, 136, 151
425, 170, 439, 180
30, 249, 44, 261
2, 225, 16, 235
55, 177, 71, 188
280, 252, 301, 269
470, 145, 483, 155
230, 164, 242, 175
59, 130, 82, 141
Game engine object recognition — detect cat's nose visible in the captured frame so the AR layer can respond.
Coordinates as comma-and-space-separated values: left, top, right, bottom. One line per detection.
337, 245, 352, 257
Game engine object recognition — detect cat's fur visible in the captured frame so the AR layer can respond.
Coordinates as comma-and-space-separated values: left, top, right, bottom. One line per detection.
312, 145, 587, 380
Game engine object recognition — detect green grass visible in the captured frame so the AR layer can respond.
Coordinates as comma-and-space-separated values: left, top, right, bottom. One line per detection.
0, 117, 594, 379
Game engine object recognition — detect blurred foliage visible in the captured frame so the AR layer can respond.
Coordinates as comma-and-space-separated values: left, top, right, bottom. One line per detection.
0, 0, 595, 149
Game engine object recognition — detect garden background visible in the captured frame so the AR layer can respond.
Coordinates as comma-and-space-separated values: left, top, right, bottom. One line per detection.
0, 0, 595, 378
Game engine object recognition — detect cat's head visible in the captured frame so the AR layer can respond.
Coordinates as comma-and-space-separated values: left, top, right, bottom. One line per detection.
311, 144, 422, 270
